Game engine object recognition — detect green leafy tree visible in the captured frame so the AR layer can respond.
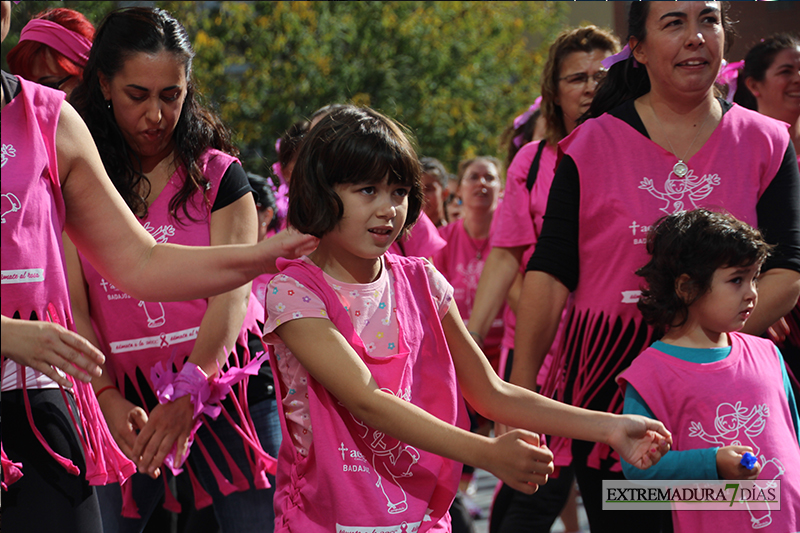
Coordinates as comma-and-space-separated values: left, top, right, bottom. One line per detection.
3, 1, 569, 174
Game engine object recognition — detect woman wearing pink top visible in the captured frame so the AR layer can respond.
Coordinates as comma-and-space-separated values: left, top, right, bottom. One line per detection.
466, 26, 619, 533
65, 7, 290, 532
0, 2, 316, 532
432, 155, 504, 529
515, 3, 800, 532
434, 156, 505, 369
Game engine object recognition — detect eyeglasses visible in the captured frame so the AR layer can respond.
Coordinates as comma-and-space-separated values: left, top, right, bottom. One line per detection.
558, 70, 607, 86
40, 75, 73, 91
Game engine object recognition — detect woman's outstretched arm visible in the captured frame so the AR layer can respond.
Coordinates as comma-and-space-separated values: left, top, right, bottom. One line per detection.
56, 101, 317, 303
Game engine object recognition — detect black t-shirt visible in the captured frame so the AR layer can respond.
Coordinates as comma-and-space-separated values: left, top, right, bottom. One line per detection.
1, 70, 21, 104
528, 98, 800, 291
212, 162, 253, 212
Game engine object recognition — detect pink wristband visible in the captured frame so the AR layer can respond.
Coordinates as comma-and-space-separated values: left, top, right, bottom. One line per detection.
155, 362, 212, 420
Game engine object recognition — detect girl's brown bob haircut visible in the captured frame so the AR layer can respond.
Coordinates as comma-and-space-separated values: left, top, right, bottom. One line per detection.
288, 105, 424, 239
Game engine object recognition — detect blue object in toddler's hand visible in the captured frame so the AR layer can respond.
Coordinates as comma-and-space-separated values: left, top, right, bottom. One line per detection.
740, 452, 757, 470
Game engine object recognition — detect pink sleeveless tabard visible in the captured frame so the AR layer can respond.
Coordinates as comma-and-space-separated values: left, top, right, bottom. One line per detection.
78, 148, 274, 510
389, 211, 447, 258
541, 104, 790, 469
270, 254, 469, 533
1, 76, 135, 486
618, 333, 799, 533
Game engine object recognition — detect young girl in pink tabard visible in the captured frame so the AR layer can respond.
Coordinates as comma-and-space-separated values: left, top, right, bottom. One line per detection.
618, 209, 799, 533
262, 105, 672, 532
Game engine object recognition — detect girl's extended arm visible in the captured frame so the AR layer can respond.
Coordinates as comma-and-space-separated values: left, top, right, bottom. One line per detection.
621, 386, 760, 481
275, 316, 554, 495
466, 245, 525, 343
56, 101, 317, 303
133, 192, 258, 477
442, 301, 671, 470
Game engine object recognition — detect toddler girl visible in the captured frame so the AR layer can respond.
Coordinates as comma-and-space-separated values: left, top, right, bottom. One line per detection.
619, 208, 799, 532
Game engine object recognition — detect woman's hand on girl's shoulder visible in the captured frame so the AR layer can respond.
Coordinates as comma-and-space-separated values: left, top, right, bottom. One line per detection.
607, 414, 672, 470
261, 228, 319, 273
483, 429, 554, 495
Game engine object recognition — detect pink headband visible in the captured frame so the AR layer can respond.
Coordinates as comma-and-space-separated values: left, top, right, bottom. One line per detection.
513, 96, 543, 147
716, 59, 744, 103
19, 19, 92, 67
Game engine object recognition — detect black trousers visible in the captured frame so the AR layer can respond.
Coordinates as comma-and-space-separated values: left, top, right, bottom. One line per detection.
572, 439, 673, 533
490, 464, 575, 533
2, 388, 103, 533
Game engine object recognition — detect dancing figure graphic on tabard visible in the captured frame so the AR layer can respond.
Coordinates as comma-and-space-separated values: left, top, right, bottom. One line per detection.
350, 390, 422, 515
638, 169, 721, 215
689, 401, 784, 530
688, 401, 768, 454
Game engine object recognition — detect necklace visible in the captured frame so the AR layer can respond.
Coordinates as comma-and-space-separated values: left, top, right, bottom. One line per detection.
650, 101, 714, 178
464, 223, 490, 260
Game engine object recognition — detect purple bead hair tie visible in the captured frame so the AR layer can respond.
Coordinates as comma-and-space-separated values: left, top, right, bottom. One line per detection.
602, 43, 638, 70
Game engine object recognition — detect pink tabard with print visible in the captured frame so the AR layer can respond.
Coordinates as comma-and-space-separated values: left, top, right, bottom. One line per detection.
79, 149, 261, 390
1, 79, 69, 389
0, 76, 135, 485
78, 148, 271, 503
540, 104, 790, 469
618, 333, 799, 533
267, 254, 468, 532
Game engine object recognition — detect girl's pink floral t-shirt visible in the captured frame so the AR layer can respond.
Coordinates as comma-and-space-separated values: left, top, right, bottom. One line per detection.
263, 256, 453, 455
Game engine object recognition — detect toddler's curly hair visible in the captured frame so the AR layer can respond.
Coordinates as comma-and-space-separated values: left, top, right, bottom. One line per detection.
636, 209, 772, 333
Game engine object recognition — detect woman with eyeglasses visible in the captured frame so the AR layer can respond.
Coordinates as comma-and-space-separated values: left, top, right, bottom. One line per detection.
513, 2, 800, 532
466, 25, 619, 533
7, 7, 94, 98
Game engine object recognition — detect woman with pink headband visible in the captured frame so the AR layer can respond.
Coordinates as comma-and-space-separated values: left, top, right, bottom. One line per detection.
0, 1, 317, 531
7, 7, 93, 97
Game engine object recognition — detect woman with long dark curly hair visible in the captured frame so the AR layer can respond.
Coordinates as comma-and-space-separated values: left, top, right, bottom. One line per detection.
68, 7, 282, 532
